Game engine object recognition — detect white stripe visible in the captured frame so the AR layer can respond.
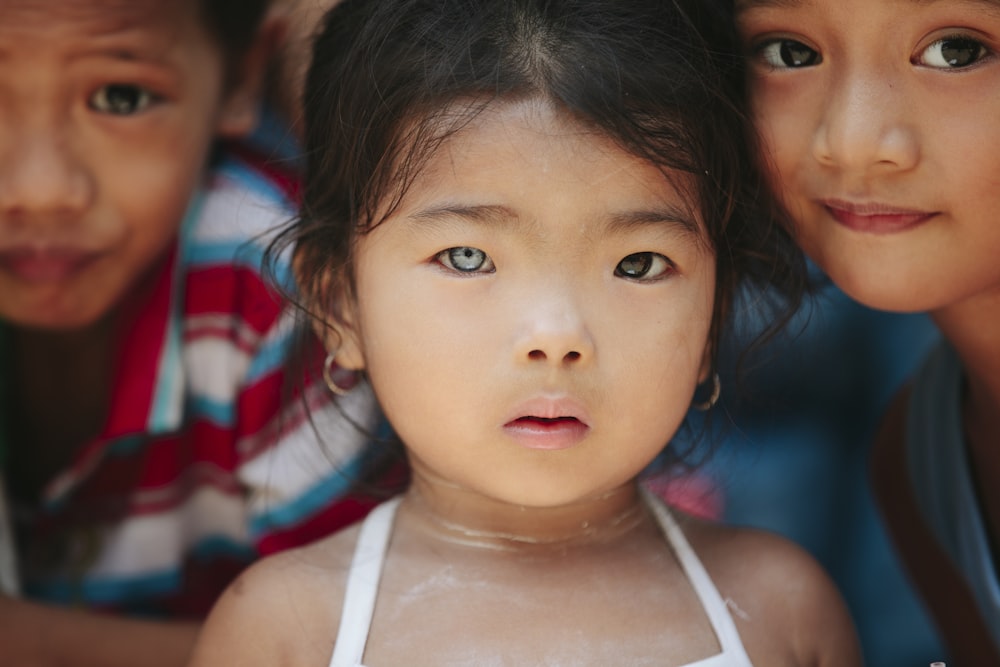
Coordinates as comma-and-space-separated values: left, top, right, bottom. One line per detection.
182, 338, 253, 407
190, 176, 291, 244
240, 381, 379, 508
89, 486, 248, 579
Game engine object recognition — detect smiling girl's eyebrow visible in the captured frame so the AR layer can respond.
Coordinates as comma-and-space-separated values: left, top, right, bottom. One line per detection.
737, 0, 1000, 12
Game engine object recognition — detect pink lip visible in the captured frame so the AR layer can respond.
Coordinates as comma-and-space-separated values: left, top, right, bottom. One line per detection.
0, 246, 102, 284
822, 199, 937, 234
503, 397, 591, 451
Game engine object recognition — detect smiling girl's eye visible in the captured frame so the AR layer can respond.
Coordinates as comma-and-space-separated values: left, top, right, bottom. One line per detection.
917, 36, 988, 69
757, 39, 821, 69
89, 84, 155, 115
615, 252, 674, 281
436, 246, 495, 273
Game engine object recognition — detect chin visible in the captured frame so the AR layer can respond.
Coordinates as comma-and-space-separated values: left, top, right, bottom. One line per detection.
825, 265, 941, 314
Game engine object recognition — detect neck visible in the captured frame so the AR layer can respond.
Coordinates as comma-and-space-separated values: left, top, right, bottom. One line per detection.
402, 472, 646, 553
932, 294, 1000, 445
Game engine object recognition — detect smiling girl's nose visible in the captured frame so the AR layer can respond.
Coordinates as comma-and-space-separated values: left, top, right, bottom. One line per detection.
811, 69, 920, 175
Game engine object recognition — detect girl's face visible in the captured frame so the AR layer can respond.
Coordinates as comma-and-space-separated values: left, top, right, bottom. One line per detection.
740, 0, 1000, 314
329, 99, 716, 509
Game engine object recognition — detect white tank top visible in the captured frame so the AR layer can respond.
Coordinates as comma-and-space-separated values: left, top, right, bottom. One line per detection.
328, 488, 755, 667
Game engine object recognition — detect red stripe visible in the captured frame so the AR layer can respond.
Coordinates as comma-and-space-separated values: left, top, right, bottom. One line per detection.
184, 266, 282, 335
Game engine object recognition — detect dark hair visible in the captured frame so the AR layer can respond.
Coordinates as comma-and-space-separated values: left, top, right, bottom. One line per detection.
200, 0, 271, 60
279, 0, 805, 385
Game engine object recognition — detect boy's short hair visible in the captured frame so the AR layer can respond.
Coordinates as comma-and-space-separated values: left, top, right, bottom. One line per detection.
201, 0, 271, 59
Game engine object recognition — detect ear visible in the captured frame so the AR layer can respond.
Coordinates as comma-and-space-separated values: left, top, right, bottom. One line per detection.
216, 13, 286, 138
297, 255, 367, 372
313, 301, 366, 372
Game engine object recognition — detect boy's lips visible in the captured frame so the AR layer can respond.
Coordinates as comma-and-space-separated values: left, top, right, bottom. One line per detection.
0, 246, 103, 284
821, 199, 938, 234
503, 397, 591, 451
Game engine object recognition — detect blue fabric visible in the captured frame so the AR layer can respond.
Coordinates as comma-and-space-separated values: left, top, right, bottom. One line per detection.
908, 340, 1000, 652
690, 274, 947, 667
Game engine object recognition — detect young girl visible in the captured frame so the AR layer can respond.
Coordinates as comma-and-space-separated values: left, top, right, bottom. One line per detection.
738, 0, 1000, 663
189, 0, 862, 664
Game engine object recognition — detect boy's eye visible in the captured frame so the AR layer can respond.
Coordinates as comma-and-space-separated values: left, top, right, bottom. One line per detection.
757, 39, 821, 69
614, 252, 674, 281
436, 246, 495, 273
917, 36, 988, 69
89, 84, 154, 115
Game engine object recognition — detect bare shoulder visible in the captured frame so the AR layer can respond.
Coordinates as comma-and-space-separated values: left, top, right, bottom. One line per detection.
189, 524, 362, 667
678, 514, 863, 667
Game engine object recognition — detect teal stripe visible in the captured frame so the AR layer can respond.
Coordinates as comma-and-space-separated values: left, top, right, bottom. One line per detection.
26, 536, 255, 605
249, 453, 370, 536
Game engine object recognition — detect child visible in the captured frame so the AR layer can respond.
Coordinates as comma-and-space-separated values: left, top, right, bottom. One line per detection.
189, 0, 862, 664
737, 0, 1000, 662
0, 1, 394, 665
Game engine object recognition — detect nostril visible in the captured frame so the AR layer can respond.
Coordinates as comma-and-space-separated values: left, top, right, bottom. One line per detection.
564, 351, 581, 362
528, 350, 546, 361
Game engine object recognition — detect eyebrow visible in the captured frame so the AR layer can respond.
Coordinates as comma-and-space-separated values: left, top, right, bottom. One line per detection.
737, 0, 1000, 9
409, 203, 701, 239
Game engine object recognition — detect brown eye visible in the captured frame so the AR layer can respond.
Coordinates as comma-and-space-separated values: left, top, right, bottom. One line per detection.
615, 252, 674, 280
90, 85, 154, 115
918, 36, 988, 69
758, 39, 821, 68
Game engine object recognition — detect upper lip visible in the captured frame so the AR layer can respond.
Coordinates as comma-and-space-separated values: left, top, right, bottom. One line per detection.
503, 395, 591, 427
821, 198, 935, 217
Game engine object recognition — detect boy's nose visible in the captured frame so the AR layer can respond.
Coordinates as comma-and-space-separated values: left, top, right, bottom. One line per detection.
811, 71, 919, 174
0, 124, 94, 219
514, 285, 595, 367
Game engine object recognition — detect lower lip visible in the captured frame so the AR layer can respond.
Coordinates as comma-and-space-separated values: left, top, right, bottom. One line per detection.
503, 418, 589, 451
0, 250, 99, 284
825, 206, 935, 234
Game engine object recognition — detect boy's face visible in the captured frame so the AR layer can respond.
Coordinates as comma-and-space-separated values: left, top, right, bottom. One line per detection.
0, 0, 254, 329
739, 0, 1000, 313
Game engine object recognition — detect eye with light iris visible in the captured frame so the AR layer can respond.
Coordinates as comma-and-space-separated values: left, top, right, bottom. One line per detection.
919, 36, 988, 68
90, 84, 154, 115
437, 246, 495, 273
615, 252, 674, 280
758, 39, 821, 68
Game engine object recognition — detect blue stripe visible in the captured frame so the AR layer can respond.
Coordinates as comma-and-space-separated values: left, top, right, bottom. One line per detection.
185, 394, 234, 428
25, 537, 255, 606
217, 155, 289, 206
248, 452, 371, 536
245, 331, 294, 384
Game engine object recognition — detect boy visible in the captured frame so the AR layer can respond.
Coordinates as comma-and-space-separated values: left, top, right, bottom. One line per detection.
737, 0, 1000, 662
0, 2, 393, 665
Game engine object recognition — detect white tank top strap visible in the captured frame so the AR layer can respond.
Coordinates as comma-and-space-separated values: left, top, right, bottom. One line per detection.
641, 486, 754, 667
328, 496, 402, 667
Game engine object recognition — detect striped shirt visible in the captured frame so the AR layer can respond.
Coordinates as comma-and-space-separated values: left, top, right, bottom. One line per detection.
4, 147, 402, 618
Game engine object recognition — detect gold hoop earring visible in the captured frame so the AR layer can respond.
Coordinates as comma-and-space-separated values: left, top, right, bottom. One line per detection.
692, 373, 721, 411
323, 352, 356, 397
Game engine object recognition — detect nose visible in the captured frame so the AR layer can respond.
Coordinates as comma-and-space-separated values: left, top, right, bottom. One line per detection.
514, 286, 595, 367
811, 69, 919, 174
0, 119, 94, 219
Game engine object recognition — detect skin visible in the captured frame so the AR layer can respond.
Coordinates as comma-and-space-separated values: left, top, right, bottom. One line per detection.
738, 0, 1000, 657
189, 98, 861, 666
0, 1, 276, 665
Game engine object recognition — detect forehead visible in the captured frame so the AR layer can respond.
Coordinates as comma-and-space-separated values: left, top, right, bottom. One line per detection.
0, 0, 203, 46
